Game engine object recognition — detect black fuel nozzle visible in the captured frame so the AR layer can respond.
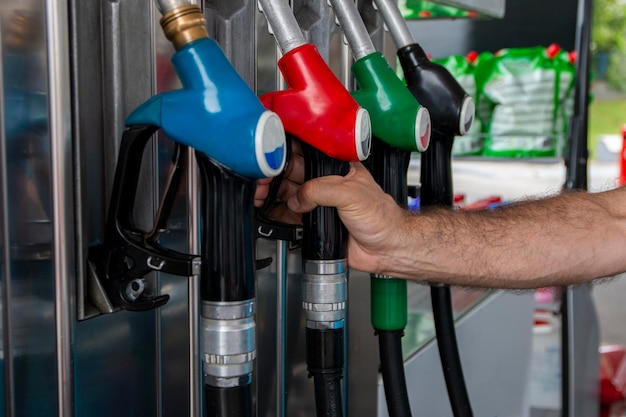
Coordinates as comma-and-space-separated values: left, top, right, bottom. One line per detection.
369, 0, 474, 138
398, 44, 474, 138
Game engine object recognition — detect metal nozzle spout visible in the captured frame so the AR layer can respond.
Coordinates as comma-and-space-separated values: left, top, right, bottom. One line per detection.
327, 0, 376, 60
372, 0, 415, 49
257, 0, 306, 54
155, 0, 190, 15
159, 3, 208, 50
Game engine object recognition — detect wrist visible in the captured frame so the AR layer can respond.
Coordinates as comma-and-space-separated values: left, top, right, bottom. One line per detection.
376, 207, 417, 277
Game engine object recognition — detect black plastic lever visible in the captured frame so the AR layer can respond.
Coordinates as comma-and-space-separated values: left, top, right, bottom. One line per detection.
89, 125, 201, 312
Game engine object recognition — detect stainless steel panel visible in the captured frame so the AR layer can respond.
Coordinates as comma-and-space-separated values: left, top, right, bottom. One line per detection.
357, 0, 384, 53
205, 0, 257, 88
71, 0, 161, 416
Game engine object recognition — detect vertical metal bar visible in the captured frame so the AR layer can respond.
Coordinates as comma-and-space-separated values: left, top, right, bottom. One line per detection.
101, 0, 125, 202
276, 240, 287, 417
564, 0, 591, 191
188, 178, 201, 417
147, 4, 165, 416
46, 0, 75, 415
274, 16, 288, 414
0, 16, 15, 417
186, 19, 201, 404
562, 0, 595, 415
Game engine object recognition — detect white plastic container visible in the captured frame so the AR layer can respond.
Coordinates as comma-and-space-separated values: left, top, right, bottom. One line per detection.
528, 311, 562, 410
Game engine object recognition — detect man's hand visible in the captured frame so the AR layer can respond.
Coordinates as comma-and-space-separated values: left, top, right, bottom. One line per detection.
287, 162, 409, 274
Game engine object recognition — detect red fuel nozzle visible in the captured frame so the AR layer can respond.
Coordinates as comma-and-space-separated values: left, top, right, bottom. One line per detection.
260, 44, 370, 162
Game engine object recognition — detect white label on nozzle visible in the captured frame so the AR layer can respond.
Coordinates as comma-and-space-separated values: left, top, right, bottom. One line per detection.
459, 96, 475, 136
415, 107, 431, 152
355, 108, 372, 161
256, 111, 287, 177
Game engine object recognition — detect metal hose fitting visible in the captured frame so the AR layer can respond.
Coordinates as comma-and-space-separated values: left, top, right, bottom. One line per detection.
160, 4, 208, 50
202, 300, 256, 386
302, 259, 347, 329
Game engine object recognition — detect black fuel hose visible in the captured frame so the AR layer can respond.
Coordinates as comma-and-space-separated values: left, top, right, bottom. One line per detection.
307, 327, 345, 417
378, 330, 412, 417
420, 130, 473, 417
430, 284, 472, 417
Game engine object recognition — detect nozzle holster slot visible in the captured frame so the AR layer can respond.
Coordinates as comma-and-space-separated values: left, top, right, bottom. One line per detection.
88, 124, 201, 312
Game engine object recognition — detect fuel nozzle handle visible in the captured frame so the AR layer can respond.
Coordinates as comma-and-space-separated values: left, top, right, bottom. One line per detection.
372, 0, 474, 137
365, 138, 410, 333
258, 7, 368, 414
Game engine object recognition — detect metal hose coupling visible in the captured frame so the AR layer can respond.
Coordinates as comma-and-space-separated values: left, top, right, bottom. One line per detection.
160, 4, 208, 50
302, 259, 347, 329
202, 300, 256, 387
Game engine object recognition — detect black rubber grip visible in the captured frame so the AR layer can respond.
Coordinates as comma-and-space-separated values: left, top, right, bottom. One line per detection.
300, 142, 349, 261
197, 152, 256, 302
419, 130, 454, 207
364, 137, 410, 208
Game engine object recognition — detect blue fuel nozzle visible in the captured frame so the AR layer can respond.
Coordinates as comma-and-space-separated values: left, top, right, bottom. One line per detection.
126, 37, 286, 179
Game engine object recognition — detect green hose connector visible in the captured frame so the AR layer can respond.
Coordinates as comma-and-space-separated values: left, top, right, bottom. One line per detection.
351, 52, 431, 153
371, 277, 408, 331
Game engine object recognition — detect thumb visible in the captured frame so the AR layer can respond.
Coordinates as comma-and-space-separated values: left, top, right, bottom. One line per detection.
288, 173, 353, 213
287, 162, 374, 213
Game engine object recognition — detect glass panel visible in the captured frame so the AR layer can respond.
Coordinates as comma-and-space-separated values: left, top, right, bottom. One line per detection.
403, 283, 489, 357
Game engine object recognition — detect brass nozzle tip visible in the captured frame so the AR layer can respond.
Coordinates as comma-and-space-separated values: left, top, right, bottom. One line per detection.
160, 4, 208, 50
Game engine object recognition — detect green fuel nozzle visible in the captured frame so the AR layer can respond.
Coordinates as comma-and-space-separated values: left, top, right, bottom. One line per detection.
327, 0, 431, 153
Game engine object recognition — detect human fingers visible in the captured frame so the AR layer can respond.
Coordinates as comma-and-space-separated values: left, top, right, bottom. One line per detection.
265, 203, 303, 225
282, 147, 304, 187
254, 177, 273, 208
253, 139, 304, 207
287, 162, 377, 213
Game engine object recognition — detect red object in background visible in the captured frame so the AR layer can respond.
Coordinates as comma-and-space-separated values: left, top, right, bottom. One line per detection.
466, 51, 479, 64
619, 125, 626, 187
600, 345, 626, 417
461, 196, 502, 211
546, 43, 561, 59
453, 194, 466, 205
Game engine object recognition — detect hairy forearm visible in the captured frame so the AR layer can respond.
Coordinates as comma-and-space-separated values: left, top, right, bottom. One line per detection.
381, 187, 626, 289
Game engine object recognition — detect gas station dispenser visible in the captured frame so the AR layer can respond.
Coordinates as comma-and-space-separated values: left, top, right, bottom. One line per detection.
0, 0, 599, 416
